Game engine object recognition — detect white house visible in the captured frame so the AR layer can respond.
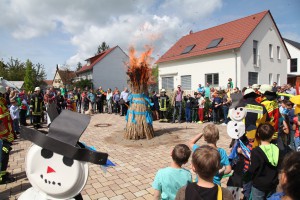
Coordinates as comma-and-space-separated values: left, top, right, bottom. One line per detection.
156, 10, 290, 91
76, 46, 129, 90
284, 38, 300, 85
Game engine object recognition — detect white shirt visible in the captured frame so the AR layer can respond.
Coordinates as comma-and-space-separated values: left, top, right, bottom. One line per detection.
198, 97, 205, 108
120, 91, 129, 102
9, 104, 20, 120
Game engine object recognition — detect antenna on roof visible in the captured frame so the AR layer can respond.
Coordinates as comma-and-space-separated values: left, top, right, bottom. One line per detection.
189, 30, 193, 34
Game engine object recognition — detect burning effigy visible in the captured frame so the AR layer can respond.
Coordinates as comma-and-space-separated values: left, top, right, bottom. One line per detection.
124, 46, 154, 140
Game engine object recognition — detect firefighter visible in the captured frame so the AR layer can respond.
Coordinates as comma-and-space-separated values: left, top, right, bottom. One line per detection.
0, 85, 15, 184
30, 87, 44, 129
158, 89, 169, 122
259, 84, 279, 140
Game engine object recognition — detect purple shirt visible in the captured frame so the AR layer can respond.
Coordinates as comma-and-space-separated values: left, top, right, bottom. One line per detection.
175, 90, 183, 102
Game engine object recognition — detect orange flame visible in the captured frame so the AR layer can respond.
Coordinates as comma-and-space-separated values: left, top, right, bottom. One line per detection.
127, 46, 154, 93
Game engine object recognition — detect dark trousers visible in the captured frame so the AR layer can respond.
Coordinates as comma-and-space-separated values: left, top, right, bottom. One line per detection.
192, 109, 198, 122
20, 109, 27, 125
97, 101, 103, 113
114, 102, 120, 114
122, 102, 128, 116
213, 108, 220, 123
185, 108, 191, 122
159, 111, 168, 120
222, 106, 229, 124
33, 115, 41, 127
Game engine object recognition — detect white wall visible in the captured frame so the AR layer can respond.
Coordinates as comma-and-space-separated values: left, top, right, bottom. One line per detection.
285, 41, 300, 75
158, 50, 238, 91
93, 46, 128, 90
240, 13, 288, 87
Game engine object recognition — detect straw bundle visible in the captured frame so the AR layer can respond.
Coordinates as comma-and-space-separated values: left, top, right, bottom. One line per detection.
124, 47, 154, 140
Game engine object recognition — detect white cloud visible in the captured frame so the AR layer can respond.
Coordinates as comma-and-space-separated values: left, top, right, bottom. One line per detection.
0, 0, 223, 70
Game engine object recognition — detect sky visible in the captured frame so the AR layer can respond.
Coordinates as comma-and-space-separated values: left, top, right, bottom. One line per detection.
0, 0, 299, 80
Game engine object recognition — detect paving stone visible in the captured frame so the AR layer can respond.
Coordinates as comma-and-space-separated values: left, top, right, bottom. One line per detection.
5, 114, 232, 199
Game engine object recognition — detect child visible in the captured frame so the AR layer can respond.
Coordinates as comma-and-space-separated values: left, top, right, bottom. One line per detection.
191, 92, 199, 123
175, 145, 233, 200
153, 144, 192, 200
248, 123, 282, 199
267, 151, 300, 200
197, 93, 205, 124
9, 99, 20, 136
184, 94, 193, 123
188, 124, 231, 185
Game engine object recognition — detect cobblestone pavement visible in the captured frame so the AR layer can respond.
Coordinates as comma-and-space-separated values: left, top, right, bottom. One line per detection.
0, 113, 232, 200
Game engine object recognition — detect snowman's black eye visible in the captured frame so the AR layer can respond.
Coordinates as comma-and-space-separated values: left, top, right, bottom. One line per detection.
41, 149, 53, 159
234, 108, 237, 110
240, 108, 243, 111
63, 156, 74, 167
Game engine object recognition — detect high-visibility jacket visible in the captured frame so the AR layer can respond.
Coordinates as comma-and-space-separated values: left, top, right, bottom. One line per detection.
261, 97, 279, 139
159, 95, 169, 111
0, 98, 14, 142
244, 98, 270, 148
30, 93, 44, 116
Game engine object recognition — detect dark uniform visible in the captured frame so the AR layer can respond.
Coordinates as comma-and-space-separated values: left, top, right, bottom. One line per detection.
30, 92, 44, 129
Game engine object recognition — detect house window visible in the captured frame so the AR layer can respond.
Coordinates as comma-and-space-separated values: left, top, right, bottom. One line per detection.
277, 74, 280, 85
291, 58, 298, 72
248, 72, 258, 86
269, 73, 273, 85
181, 75, 191, 90
206, 38, 223, 49
162, 77, 174, 91
181, 44, 196, 54
253, 40, 258, 65
205, 73, 219, 87
269, 44, 273, 58
277, 46, 280, 59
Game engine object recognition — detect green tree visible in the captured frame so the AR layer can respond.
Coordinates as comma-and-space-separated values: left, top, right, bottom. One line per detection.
0, 59, 8, 79
33, 63, 47, 87
96, 42, 110, 55
74, 79, 93, 89
6, 57, 25, 81
24, 60, 35, 92
76, 62, 82, 71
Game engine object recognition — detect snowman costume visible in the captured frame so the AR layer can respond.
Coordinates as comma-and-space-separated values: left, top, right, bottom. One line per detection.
19, 110, 108, 200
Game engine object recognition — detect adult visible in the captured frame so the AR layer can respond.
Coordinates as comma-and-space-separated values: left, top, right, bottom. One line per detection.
172, 85, 184, 123
222, 89, 231, 125
120, 87, 129, 116
76, 88, 81, 113
228, 78, 234, 89
158, 89, 169, 122
4, 86, 10, 107
113, 90, 120, 115
106, 88, 113, 114
30, 87, 44, 129
241, 88, 270, 199
286, 83, 296, 96
55, 91, 64, 114
151, 91, 160, 121
272, 82, 277, 92
96, 87, 105, 113
197, 84, 205, 96
204, 83, 211, 99
87, 89, 96, 112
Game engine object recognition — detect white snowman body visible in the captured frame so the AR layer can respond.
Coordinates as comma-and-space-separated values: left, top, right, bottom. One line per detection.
19, 144, 89, 200
227, 107, 247, 139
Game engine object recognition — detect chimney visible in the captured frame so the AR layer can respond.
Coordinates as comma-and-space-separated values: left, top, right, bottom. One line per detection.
189, 30, 193, 34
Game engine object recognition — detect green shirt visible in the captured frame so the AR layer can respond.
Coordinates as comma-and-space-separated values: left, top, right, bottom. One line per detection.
152, 167, 192, 200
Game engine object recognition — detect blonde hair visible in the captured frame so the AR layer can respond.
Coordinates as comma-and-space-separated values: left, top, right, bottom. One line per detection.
203, 124, 219, 144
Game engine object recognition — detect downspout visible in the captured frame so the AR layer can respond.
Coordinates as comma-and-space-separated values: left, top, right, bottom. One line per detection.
233, 49, 238, 88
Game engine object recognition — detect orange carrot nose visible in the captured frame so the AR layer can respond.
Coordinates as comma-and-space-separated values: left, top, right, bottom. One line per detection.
47, 166, 56, 173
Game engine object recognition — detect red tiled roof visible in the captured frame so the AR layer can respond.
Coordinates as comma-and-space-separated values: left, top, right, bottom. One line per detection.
156, 10, 269, 64
44, 80, 53, 86
77, 46, 117, 74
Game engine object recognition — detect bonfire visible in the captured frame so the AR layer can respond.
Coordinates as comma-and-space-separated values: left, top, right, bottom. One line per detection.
124, 46, 154, 140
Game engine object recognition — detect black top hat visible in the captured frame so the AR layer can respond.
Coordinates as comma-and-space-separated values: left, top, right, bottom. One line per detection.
20, 110, 108, 165
229, 93, 246, 109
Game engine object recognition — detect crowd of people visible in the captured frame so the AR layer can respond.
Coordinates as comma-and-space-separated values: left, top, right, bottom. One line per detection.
1, 80, 300, 199
151, 80, 300, 200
